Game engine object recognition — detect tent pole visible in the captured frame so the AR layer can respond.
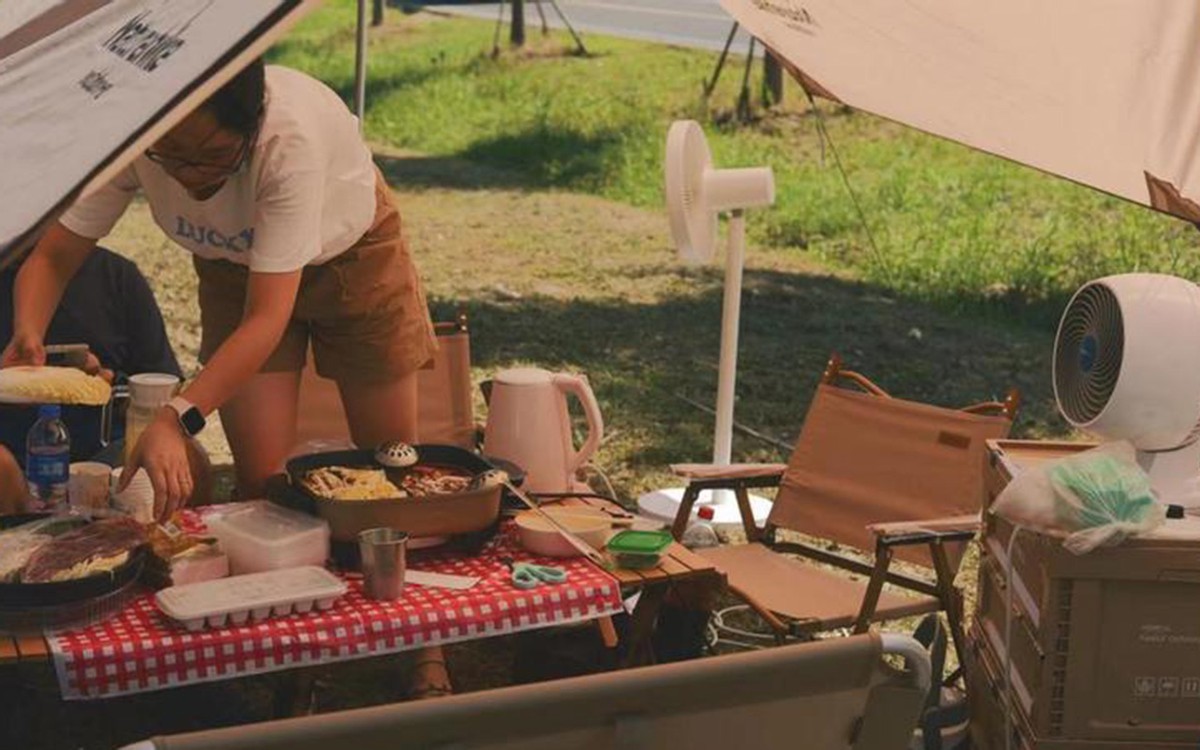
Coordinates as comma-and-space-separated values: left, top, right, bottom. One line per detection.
737, 37, 756, 122
354, 0, 368, 130
704, 22, 740, 99
492, 0, 507, 57
546, 0, 587, 55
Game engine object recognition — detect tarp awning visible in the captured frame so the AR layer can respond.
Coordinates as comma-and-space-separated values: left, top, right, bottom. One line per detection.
0, 0, 321, 264
721, 0, 1200, 223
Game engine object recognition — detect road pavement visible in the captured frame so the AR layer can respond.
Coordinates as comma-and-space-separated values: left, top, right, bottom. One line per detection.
423, 0, 753, 53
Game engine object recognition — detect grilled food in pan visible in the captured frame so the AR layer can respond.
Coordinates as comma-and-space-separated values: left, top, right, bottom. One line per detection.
285, 445, 502, 542
0, 514, 148, 611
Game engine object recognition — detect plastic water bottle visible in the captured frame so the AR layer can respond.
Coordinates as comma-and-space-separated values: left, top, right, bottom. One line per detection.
681, 504, 720, 549
25, 404, 71, 512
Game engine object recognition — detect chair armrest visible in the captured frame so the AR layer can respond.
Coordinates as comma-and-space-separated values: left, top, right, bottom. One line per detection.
670, 463, 788, 481
867, 514, 980, 546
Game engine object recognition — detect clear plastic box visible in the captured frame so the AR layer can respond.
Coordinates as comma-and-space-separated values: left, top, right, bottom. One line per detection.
205, 501, 330, 575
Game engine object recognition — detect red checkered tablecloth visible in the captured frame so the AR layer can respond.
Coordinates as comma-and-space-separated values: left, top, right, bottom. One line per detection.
46, 510, 622, 700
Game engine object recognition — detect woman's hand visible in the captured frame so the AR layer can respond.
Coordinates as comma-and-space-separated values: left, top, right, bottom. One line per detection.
120, 408, 194, 521
1, 332, 46, 368
81, 350, 115, 384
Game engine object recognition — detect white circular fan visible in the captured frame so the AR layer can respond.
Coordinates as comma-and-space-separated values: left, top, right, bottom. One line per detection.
639, 121, 776, 527
1053, 273, 1200, 506
666, 120, 774, 265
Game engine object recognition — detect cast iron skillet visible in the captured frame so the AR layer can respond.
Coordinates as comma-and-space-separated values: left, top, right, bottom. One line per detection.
0, 513, 147, 608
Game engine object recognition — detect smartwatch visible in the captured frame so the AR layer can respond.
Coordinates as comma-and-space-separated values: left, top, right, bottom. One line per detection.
167, 396, 206, 437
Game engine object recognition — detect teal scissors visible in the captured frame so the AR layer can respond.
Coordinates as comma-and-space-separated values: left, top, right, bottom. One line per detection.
500, 556, 568, 590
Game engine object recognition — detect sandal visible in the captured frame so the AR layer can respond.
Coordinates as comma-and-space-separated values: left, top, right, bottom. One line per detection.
409, 656, 454, 700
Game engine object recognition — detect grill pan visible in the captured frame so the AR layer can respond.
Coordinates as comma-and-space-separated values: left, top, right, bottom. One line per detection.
284, 445, 501, 542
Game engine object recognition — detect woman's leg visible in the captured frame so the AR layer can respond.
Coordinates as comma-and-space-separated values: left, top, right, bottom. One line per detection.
219, 370, 301, 499
338, 372, 450, 698
336, 372, 419, 447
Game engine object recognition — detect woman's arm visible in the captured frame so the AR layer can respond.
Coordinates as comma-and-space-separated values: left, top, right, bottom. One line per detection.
183, 269, 302, 414
1, 223, 96, 367
122, 269, 302, 517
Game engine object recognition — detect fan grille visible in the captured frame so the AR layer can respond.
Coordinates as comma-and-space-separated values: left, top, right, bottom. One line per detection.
1055, 283, 1124, 424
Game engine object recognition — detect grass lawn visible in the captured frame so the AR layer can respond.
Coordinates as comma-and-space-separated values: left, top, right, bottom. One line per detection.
274, 1, 1200, 322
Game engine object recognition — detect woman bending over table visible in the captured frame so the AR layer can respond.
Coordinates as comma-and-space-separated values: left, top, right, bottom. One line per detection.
2, 59, 436, 513
2, 61, 451, 699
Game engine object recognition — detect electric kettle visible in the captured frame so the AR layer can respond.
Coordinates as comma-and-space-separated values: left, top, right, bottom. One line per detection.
482, 368, 604, 494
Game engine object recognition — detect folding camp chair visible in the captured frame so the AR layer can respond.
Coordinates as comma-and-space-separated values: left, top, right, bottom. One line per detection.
669, 354, 1019, 675
119, 632, 931, 750
294, 312, 477, 450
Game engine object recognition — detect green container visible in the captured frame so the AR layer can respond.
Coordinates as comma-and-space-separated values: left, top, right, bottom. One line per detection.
606, 529, 673, 569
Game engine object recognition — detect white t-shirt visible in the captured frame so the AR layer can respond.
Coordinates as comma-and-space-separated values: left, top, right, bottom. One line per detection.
59, 66, 377, 273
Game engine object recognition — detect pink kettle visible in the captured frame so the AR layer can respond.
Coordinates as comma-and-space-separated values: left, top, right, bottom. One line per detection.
482, 368, 604, 494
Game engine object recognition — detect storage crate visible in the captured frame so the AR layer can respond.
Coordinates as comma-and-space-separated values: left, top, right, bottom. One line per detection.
971, 440, 1200, 745
965, 626, 1200, 750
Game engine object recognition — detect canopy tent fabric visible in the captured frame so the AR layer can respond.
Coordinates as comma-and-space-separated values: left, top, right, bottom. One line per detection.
721, 0, 1200, 224
0, 0, 322, 267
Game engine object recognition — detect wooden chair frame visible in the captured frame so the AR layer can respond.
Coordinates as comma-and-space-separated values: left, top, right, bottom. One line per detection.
670, 354, 1020, 675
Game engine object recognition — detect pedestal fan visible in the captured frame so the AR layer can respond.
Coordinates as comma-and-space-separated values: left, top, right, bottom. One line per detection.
637, 120, 776, 527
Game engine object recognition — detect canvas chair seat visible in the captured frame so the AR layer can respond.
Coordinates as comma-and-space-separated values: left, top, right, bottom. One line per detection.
698, 542, 940, 630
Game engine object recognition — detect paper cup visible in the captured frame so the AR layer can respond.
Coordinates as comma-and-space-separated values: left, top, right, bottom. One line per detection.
69, 461, 112, 510
128, 373, 180, 407
112, 466, 155, 523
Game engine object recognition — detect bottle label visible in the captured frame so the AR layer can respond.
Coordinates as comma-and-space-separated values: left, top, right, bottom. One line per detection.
27, 454, 68, 485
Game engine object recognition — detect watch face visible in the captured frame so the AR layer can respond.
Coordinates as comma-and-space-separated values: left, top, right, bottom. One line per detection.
180, 407, 206, 436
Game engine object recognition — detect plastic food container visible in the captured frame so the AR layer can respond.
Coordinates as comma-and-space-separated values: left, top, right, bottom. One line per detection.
155, 566, 347, 631
205, 501, 330, 575
606, 529, 673, 569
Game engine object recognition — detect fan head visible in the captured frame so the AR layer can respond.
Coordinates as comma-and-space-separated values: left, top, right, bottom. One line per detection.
1053, 273, 1200, 451
665, 120, 776, 266
665, 120, 717, 265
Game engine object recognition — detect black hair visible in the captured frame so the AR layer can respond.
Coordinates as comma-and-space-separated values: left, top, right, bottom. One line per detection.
204, 58, 265, 135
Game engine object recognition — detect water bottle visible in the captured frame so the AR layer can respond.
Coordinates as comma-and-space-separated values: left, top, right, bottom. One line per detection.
681, 504, 720, 549
25, 404, 71, 512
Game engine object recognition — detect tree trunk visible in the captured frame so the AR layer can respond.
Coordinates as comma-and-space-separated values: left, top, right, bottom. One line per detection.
372, 0, 384, 27
510, 0, 526, 47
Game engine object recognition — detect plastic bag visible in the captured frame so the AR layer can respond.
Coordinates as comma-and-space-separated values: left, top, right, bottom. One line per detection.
992, 441, 1165, 554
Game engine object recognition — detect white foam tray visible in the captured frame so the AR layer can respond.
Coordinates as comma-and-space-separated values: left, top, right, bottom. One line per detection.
155, 566, 348, 631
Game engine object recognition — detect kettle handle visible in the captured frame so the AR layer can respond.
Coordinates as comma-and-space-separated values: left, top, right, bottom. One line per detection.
552, 373, 604, 477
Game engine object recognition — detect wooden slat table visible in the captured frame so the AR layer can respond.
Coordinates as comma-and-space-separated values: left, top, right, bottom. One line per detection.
548, 496, 725, 667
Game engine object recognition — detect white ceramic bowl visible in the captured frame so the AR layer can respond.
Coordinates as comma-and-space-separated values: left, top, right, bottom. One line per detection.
514, 507, 612, 557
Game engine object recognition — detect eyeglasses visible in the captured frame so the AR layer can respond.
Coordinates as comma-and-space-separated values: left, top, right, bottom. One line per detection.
146, 120, 258, 175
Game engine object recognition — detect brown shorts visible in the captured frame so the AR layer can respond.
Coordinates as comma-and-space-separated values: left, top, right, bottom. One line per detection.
194, 170, 437, 384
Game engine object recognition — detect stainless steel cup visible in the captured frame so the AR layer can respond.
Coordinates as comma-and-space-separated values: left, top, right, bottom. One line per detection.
358, 528, 408, 600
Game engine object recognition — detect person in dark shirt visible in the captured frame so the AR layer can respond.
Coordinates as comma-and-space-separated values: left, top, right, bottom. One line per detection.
0, 246, 182, 465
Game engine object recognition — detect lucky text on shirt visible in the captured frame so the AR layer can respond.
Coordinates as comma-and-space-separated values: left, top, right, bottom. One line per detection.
174, 217, 255, 254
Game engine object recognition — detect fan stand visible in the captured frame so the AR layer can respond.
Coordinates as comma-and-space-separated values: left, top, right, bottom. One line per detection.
638, 210, 773, 529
